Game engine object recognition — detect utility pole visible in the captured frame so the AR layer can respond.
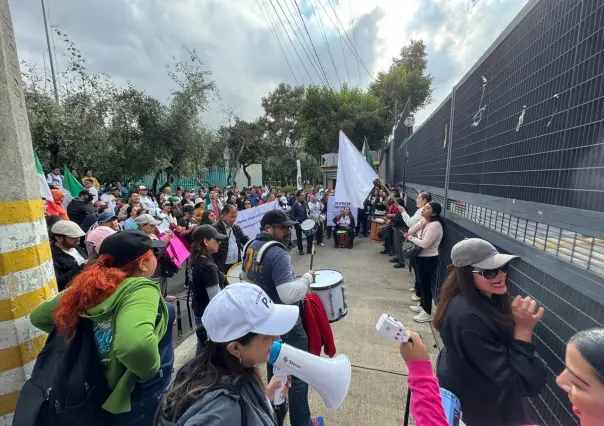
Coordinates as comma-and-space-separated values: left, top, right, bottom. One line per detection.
0, 1, 58, 423
41, 0, 59, 103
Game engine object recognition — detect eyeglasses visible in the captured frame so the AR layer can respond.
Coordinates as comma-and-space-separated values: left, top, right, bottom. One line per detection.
472, 263, 510, 279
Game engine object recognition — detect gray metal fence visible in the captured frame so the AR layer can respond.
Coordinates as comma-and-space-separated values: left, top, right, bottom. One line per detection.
381, 1, 604, 424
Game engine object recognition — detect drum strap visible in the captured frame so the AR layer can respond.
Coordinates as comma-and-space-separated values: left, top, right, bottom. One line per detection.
242, 238, 286, 264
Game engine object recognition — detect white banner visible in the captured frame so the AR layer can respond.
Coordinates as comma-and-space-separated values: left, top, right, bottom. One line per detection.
335, 130, 378, 209
326, 196, 358, 227
235, 201, 278, 238
296, 159, 302, 190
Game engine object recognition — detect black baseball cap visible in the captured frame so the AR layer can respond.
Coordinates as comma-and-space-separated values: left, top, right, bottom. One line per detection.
193, 225, 227, 241
261, 210, 298, 228
99, 230, 166, 267
183, 205, 195, 214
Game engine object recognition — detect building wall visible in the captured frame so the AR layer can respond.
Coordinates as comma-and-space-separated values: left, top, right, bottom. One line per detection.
395, 1, 604, 425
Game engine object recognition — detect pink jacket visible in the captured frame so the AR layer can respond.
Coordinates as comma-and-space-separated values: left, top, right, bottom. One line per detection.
407, 360, 449, 426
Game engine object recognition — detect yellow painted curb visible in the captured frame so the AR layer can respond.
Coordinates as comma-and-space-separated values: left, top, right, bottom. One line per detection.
0, 242, 52, 275
0, 279, 57, 322
0, 334, 47, 373
0, 200, 44, 226
0, 390, 19, 417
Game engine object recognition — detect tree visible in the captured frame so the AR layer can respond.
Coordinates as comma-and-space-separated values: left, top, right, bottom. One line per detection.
218, 118, 265, 187
299, 84, 390, 157
369, 39, 433, 124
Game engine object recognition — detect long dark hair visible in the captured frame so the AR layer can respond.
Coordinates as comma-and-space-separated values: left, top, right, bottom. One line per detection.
433, 266, 515, 337
189, 228, 213, 264
425, 202, 445, 248
201, 211, 214, 225
569, 328, 604, 384
158, 333, 262, 422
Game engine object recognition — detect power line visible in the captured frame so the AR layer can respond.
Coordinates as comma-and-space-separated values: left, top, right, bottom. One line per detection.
273, 0, 331, 87
348, 0, 361, 82
265, 0, 316, 84
319, 0, 373, 80
307, 0, 342, 88
288, 0, 336, 89
258, 0, 300, 85
337, 24, 350, 85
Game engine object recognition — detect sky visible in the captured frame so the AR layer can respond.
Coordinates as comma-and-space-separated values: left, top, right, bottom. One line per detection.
9, 0, 528, 130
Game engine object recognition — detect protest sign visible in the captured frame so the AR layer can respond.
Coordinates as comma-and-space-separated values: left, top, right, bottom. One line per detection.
326, 196, 358, 226
235, 201, 278, 238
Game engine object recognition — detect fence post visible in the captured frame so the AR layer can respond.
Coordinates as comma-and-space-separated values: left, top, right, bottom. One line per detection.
443, 85, 456, 219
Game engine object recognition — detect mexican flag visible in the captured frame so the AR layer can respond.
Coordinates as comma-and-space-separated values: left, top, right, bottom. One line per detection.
63, 166, 85, 199
361, 138, 374, 167
34, 152, 53, 201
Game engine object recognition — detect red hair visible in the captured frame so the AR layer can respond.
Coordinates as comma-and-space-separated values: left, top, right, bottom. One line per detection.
54, 250, 153, 338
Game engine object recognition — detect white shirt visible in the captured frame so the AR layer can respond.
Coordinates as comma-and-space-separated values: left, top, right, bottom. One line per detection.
46, 173, 63, 189
100, 194, 116, 213
338, 216, 351, 228
87, 187, 99, 202
307, 200, 322, 220
224, 223, 239, 265
139, 195, 157, 216
63, 248, 85, 265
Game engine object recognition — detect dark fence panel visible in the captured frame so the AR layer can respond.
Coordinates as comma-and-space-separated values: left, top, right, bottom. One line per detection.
449, 0, 604, 212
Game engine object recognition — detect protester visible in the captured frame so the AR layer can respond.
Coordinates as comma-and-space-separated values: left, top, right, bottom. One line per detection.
177, 205, 198, 245
188, 225, 227, 355
100, 186, 117, 213
94, 211, 120, 232
30, 230, 173, 426
242, 210, 321, 426
243, 198, 252, 210
434, 238, 546, 426
193, 198, 205, 223
404, 201, 444, 323
201, 210, 216, 225
207, 189, 222, 217
81, 170, 100, 190
157, 201, 177, 233
118, 192, 147, 221
306, 193, 324, 248
332, 206, 356, 249
136, 214, 175, 300
123, 205, 143, 230
138, 185, 158, 216
83, 178, 99, 202
289, 190, 309, 255
66, 190, 94, 227
157, 284, 297, 425
50, 221, 87, 291
556, 328, 604, 426
48, 189, 68, 220
115, 182, 129, 198
213, 204, 249, 274
81, 200, 108, 232
46, 166, 64, 189
84, 226, 117, 264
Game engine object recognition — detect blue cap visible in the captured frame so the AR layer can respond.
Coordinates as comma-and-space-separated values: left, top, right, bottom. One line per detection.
268, 339, 283, 365
98, 212, 117, 223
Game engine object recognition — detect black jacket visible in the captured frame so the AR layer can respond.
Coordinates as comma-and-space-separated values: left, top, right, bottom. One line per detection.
289, 201, 307, 222
436, 294, 546, 426
212, 220, 250, 273
66, 199, 95, 227
51, 243, 88, 291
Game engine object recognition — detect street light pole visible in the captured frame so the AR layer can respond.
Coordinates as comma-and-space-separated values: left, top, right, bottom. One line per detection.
40, 0, 59, 103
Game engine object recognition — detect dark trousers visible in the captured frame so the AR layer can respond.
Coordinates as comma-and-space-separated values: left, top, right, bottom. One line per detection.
306, 221, 323, 248
333, 226, 354, 247
383, 226, 394, 252
392, 227, 405, 266
415, 256, 439, 315
356, 209, 368, 236
294, 224, 305, 252
325, 225, 332, 239
268, 319, 311, 426
111, 373, 171, 426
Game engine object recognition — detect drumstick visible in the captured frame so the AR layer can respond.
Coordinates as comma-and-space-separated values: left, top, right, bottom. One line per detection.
310, 241, 315, 271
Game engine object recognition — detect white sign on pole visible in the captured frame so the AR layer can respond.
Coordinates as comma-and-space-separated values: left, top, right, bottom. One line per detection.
326, 196, 358, 227
296, 159, 303, 190
235, 201, 278, 239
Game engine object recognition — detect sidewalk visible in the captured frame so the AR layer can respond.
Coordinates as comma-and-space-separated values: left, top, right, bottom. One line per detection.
174, 237, 442, 426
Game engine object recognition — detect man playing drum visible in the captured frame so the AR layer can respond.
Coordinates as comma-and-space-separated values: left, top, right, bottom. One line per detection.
242, 210, 322, 426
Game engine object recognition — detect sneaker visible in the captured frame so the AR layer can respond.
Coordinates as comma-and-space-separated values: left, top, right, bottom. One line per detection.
393, 263, 404, 269
319, 243, 325, 247
408, 287, 416, 292
413, 310, 433, 323
411, 295, 421, 302
311, 417, 325, 426
409, 305, 422, 313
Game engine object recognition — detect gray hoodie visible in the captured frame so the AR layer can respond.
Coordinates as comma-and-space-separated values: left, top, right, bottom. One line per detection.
158, 375, 276, 426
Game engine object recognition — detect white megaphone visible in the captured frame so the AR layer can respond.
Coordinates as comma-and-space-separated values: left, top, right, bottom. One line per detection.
268, 340, 351, 411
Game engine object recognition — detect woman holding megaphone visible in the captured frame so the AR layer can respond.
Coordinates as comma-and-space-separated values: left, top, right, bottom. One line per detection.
156, 283, 298, 426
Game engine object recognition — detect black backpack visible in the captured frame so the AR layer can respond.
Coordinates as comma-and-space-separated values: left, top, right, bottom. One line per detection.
13, 318, 111, 426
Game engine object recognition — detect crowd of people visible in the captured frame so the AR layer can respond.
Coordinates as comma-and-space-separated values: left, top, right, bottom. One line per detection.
15, 167, 604, 426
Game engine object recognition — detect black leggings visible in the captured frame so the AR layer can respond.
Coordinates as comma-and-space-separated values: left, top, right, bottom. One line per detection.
414, 256, 439, 315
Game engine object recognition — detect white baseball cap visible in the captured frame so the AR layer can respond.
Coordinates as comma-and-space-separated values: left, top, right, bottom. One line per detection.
202, 283, 299, 343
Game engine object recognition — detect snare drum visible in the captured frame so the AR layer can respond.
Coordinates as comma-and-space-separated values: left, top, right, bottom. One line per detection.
311, 269, 347, 322
336, 230, 349, 248
301, 218, 317, 235
226, 262, 247, 284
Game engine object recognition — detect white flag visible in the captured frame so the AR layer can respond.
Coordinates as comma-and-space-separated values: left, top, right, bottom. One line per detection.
296, 159, 302, 190
335, 130, 378, 209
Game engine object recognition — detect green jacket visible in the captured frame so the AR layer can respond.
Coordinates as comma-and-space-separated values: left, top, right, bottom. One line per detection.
30, 277, 169, 414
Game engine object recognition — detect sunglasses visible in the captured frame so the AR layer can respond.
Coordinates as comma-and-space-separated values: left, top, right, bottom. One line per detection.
472, 263, 510, 279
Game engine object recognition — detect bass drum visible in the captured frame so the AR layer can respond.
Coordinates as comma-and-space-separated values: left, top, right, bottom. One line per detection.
310, 269, 347, 322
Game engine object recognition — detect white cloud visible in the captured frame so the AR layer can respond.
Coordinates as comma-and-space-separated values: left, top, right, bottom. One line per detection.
9, 0, 528, 129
